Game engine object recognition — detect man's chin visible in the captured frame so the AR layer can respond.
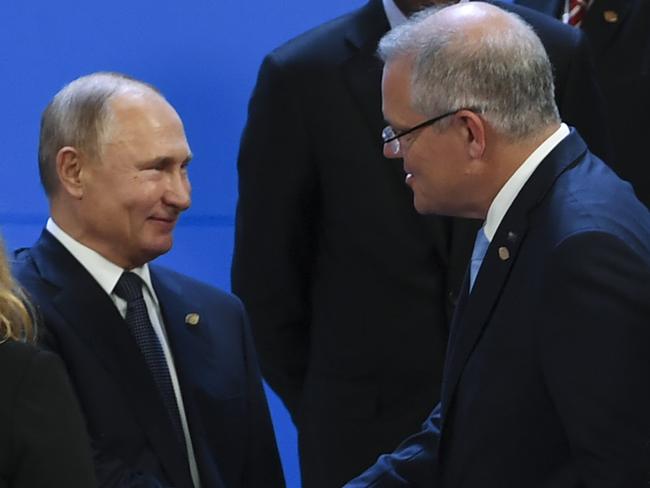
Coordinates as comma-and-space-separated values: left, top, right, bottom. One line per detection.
139, 237, 174, 264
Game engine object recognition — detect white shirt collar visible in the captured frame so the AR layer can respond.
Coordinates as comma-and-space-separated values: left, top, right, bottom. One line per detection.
483, 123, 570, 241
383, 0, 408, 28
382, 0, 471, 29
46, 218, 157, 302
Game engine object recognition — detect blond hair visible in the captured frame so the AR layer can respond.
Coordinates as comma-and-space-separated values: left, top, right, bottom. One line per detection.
0, 237, 35, 343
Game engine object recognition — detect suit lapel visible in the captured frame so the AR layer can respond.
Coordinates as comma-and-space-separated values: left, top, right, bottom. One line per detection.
151, 271, 227, 488
30, 231, 193, 488
440, 130, 589, 424
582, 0, 633, 55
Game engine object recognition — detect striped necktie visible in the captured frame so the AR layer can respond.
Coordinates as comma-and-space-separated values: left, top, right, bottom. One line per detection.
566, 0, 590, 27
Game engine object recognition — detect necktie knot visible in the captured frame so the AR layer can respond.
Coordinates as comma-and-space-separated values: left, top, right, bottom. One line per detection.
114, 272, 144, 302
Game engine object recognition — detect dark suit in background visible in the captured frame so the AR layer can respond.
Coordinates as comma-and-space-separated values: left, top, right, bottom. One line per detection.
346, 129, 650, 487
232, 1, 611, 485
0, 340, 96, 488
13, 231, 283, 488
516, 0, 650, 206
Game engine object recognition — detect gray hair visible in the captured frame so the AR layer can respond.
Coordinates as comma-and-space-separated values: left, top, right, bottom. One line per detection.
378, 4, 560, 140
38, 72, 161, 197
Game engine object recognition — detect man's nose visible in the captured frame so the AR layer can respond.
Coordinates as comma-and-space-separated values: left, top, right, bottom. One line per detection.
165, 170, 191, 211
383, 142, 401, 159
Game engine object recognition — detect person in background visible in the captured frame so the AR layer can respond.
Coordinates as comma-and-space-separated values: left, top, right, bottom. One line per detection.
13, 72, 284, 488
515, 0, 650, 207
346, 3, 650, 485
0, 235, 96, 488
232, 0, 611, 485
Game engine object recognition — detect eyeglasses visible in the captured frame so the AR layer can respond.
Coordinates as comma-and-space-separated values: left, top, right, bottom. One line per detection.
382, 108, 477, 155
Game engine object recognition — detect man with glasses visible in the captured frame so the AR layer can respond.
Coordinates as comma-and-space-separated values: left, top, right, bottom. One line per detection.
346, 3, 650, 485
233, 0, 612, 486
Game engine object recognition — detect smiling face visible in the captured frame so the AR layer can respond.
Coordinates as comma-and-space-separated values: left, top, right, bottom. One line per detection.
382, 58, 483, 217
76, 89, 192, 268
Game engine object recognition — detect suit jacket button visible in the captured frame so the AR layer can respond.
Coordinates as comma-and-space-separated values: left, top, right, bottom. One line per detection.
603, 10, 619, 23
498, 246, 510, 261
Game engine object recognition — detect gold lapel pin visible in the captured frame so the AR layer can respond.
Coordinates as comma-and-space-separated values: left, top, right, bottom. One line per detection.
603, 10, 618, 23
498, 246, 510, 261
185, 313, 200, 326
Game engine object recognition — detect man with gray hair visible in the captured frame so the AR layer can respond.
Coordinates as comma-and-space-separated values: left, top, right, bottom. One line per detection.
13, 72, 284, 488
346, 3, 650, 486
234, 1, 611, 484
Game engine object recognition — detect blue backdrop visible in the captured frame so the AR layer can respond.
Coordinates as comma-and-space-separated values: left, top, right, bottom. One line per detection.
0, 1, 366, 486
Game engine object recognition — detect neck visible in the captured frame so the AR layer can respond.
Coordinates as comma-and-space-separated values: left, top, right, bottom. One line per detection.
478, 123, 561, 218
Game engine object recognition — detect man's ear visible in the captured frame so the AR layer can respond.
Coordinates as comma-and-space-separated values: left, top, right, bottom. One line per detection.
459, 110, 486, 159
56, 146, 85, 199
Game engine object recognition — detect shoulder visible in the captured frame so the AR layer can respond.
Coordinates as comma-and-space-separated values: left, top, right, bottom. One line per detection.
536, 152, 650, 258
495, 1, 581, 48
264, 1, 383, 71
0, 341, 66, 377
11, 246, 37, 278
0, 340, 40, 373
271, 12, 356, 64
0, 341, 68, 403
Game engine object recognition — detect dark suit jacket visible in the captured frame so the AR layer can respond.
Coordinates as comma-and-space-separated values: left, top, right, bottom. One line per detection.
0, 340, 96, 488
232, 1, 612, 485
13, 230, 284, 488
345, 130, 650, 487
516, 0, 650, 206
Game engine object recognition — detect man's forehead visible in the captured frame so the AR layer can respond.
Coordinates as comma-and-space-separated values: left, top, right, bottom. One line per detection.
104, 91, 182, 136
382, 58, 417, 122
108, 89, 173, 121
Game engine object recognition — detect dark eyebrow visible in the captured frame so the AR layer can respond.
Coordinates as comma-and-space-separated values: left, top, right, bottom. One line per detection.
141, 153, 193, 168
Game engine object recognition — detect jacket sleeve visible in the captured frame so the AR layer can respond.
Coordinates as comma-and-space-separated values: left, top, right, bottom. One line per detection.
343, 403, 443, 487
231, 52, 318, 417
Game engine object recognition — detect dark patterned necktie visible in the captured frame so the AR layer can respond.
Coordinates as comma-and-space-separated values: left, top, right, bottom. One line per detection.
114, 272, 186, 450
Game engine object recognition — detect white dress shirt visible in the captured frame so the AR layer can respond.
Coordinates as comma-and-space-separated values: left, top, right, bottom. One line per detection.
46, 218, 201, 488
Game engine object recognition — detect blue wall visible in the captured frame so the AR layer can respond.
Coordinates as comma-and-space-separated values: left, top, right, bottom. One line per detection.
0, 1, 365, 486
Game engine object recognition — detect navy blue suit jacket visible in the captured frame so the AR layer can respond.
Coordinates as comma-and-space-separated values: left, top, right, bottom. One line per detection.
345, 130, 650, 487
13, 231, 284, 488
515, 0, 650, 206
233, 2, 612, 485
